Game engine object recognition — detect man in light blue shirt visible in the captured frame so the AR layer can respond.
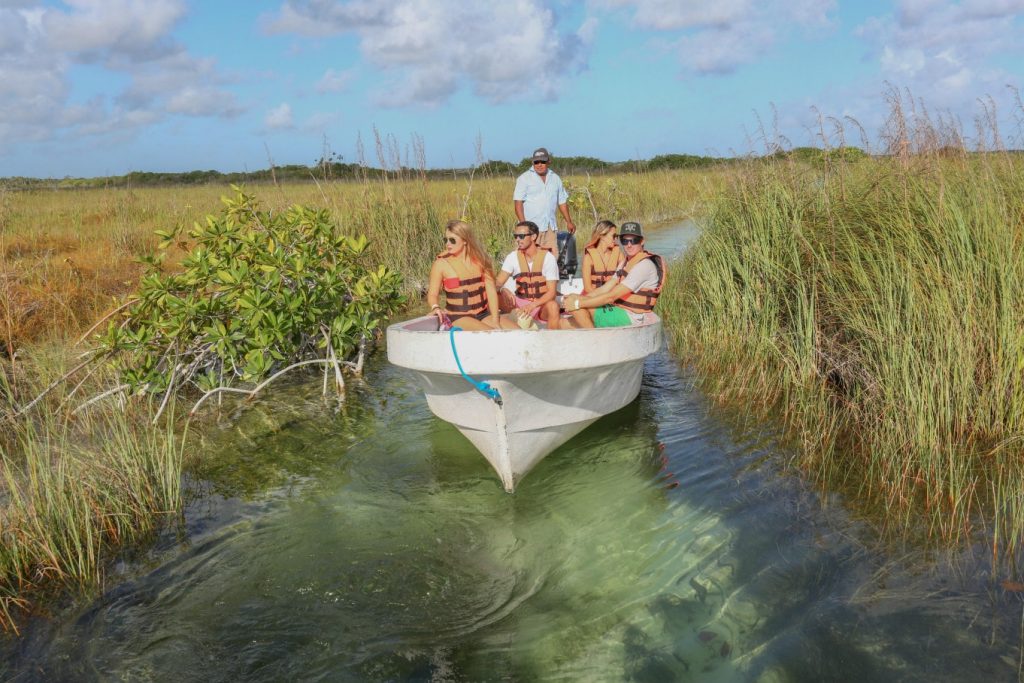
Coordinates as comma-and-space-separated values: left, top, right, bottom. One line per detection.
513, 147, 576, 250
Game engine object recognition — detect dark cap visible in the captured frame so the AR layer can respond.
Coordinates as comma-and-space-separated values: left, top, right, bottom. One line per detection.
619, 221, 643, 237
531, 147, 550, 162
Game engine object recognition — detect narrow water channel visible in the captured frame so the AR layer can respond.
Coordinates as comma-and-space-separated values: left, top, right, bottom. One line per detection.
2, 222, 1020, 681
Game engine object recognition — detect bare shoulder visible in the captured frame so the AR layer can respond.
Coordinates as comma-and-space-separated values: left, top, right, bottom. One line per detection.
431, 257, 454, 276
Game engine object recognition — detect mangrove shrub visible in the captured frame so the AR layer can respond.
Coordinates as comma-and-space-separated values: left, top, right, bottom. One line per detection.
100, 187, 405, 404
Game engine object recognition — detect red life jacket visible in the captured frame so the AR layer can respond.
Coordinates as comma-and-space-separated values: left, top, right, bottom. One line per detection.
585, 246, 619, 291
438, 255, 487, 317
615, 250, 666, 313
514, 248, 554, 301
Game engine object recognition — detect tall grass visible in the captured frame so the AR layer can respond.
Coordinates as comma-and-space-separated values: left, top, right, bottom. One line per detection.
1, 169, 710, 350
0, 167, 708, 632
660, 124, 1024, 560
1, 346, 183, 633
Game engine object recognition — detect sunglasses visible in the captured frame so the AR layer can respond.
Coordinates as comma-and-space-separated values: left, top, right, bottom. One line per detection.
445, 236, 458, 245
533, 160, 548, 165
512, 232, 533, 240
619, 236, 642, 245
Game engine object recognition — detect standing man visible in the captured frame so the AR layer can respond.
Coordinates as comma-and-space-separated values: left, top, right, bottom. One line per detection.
513, 147, 576, 251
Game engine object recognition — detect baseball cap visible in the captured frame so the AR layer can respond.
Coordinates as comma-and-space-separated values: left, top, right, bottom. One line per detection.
531, 147, 550, 162
619, 221, 643, 237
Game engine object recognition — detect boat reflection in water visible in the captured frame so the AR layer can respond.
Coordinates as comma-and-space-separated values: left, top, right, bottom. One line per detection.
386, 311, 664, 491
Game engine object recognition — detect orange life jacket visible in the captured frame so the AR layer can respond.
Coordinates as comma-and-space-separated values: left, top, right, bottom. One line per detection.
615, 250, 666, 313
438, 254, 487, 317
514, 248, 554, 300
585, 246, 619, 291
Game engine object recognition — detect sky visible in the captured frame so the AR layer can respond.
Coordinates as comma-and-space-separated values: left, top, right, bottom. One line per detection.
1, 0, 1023, 178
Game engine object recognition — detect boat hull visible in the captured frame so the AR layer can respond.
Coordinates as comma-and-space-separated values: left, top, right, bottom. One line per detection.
387, 314, 663, 491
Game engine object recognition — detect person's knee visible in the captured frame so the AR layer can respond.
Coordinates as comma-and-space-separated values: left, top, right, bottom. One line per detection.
543, 301, 561, 328
571, 309, 594, 328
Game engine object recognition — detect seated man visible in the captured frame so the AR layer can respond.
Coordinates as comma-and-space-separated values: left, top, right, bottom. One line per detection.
562, 221, 665, 328
496, 220, 562, 329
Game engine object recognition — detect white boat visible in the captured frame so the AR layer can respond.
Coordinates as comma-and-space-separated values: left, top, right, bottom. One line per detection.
386, 310, 664, 491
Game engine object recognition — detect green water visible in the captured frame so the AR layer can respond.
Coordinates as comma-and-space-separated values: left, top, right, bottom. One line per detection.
2, 222, 1021, 681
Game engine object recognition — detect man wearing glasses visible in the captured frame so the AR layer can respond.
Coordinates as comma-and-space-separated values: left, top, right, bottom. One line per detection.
562, 222, 665, 328
513, 147, 576, 251
496, 221, 562, 329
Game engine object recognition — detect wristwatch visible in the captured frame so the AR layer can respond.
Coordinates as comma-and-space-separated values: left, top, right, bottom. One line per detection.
574, 299, 581, 311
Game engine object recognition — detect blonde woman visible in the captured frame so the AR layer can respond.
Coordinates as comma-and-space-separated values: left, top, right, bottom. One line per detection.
427, 220, 507, 330
581, 220, 623, 293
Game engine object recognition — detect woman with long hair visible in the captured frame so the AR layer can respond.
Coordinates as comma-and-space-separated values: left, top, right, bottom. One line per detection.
581, 220, 622, 293
427, 220, 509, 330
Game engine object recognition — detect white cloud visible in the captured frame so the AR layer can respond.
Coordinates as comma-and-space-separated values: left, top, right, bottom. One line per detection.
166, 86, 240, 117
0, 6, 34, 55
857, 0, 1024, 104
265, 102, 294, 129
265, 0, 593, 106
605, 0, 751, 30
676, 23, 775, 76
880, 46, 926, 76
117, 52, 241, 117
0, 0, 239, 148
266, 0, 389, 38
302, 110, 341, 132
598, 0, 837, 75
315, 67, 355, 93
42, 0, 186, 63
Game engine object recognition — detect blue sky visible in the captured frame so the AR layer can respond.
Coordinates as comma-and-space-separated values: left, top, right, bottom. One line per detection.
1, 0, 1022, 178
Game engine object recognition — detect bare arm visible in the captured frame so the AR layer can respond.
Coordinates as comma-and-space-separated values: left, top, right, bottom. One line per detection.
514, 200, 526, 222
559, 202, 575, 234
581, 252, 595, 292
539, 280, 558, 306
588, 274, 621, 298
569, 282, 632, 311
426, 260, 446, 322
495, 269, 511, 290
484, 274, 501, 326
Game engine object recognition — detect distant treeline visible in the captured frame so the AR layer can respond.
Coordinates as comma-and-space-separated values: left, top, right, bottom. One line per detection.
2, 147, 875, 191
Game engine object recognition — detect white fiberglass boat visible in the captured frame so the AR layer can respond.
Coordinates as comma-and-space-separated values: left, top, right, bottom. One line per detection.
386, 311, 664, 491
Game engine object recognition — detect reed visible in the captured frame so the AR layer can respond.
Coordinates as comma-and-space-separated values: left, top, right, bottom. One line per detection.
1, 169, 710, 351
660, 128, 1024, 558
0, 166, 708, 631
0, 345, 184, 633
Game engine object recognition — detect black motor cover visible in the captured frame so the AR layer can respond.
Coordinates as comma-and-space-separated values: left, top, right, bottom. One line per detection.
556, 231, 578, 279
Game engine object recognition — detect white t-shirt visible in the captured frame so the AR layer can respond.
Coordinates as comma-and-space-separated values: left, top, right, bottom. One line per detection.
500, 249, 559, 293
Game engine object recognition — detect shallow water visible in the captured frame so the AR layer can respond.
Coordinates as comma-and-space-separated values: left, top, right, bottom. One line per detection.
2, 221, 1021, 681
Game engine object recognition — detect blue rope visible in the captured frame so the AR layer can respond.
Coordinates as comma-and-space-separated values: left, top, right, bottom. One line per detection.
448, 326, 502, 404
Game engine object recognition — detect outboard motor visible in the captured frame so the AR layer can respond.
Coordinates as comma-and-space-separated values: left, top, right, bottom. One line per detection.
556, 231, 578, 280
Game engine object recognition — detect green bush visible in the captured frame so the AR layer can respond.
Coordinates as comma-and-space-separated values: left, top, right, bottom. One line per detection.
100, 186, 405, 399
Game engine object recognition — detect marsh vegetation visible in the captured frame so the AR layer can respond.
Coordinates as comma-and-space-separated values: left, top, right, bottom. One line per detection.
660, 95, 1024, 563
0, 168, 711, 631
5, 94, 1024, 638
